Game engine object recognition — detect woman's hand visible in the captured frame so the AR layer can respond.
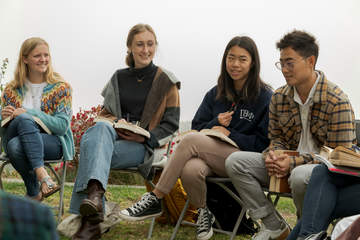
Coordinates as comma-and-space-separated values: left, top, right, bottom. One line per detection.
1, 105, 15, 119
12, 108, 27, 117
116, 129, 145, 143
211, 125, 230, 136
218, 111, 234, 127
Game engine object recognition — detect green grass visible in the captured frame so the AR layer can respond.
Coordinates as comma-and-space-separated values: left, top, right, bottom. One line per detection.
2, 179, 297, 240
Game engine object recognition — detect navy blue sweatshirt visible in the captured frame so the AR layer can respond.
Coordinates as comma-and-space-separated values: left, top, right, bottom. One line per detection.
192, 86, 273, 152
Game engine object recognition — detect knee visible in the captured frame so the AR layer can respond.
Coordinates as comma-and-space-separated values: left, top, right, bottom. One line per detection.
181, 163, 205, 183
10, 113, 35, 126
225, 152, 239, 175
91, 122, 113, 132
311, 164, 328, 178
289, 168, 308, 193
225, 151, 251, 176
6, 138, 24, 161
81, 122, 113, 142
15, 113, 33, 121
177, 132, 201, 148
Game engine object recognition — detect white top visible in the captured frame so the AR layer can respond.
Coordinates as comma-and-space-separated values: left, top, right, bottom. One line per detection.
294, 71, 321, 154
22, 80, 47, 111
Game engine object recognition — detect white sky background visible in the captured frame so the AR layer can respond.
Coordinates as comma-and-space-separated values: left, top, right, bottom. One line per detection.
1, 0, 359, 120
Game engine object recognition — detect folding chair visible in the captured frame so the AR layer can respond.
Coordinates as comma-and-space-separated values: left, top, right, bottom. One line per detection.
170, 176, 293, 240
112, 134, 175, 239
171, 176, 255, 240
0, 152, 71, 223
114, 167, 158, 240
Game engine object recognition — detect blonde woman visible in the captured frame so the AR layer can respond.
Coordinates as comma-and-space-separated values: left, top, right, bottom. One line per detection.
0, 37, 74, 201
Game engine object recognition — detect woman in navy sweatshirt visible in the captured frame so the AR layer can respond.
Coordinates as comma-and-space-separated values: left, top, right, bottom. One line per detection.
120, 36, 273, 240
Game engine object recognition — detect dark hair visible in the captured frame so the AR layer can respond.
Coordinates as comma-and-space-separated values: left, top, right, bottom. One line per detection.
125, 23, 158, 67
216, 36, 270, 103
276, 30, 319, 66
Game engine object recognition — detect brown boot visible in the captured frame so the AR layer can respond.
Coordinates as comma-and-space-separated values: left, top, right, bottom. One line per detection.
80, 179, 105, 222
72, 216, 101, 240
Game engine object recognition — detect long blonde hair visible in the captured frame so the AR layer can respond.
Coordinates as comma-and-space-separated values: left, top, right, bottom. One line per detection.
125, 24, 158, 67
9, 37, 63, 89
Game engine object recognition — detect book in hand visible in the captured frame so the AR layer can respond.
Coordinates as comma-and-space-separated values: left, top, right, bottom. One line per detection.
199, 129, 238, 148
315, 146, 360, 177
1, 115, 51, 135
94, 117, 150, 139
268, 150, 299, 193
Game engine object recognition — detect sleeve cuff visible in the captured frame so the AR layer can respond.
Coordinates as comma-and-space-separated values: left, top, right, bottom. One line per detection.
289, 156, 297, 172
145, 132, 159, 149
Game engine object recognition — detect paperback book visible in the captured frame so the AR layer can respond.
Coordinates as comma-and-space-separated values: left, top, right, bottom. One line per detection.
315, 146, 360, 177
199, 129, 238, 148
94, 117, 150, 139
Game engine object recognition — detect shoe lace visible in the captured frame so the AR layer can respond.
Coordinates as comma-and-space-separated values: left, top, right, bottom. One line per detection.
128, 193, 156, 214
197, 208, 211, 233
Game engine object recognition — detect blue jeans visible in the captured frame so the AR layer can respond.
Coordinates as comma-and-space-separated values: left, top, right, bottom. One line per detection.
3, 113, 62, 197
287, 164, 360, 240
69, 122, 146, 215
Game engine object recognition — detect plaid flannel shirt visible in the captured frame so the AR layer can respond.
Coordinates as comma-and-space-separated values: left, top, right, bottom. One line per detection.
265, 71, 356, 171
0, 190, 59, 240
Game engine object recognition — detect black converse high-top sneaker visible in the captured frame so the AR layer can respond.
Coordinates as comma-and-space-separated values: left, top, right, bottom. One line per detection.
119, 192, 162, 221
196, 207, 215, 240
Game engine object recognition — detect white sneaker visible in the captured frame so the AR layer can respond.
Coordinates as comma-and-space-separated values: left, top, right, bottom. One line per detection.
304, 231, 327, 240
252, 223, 290, 240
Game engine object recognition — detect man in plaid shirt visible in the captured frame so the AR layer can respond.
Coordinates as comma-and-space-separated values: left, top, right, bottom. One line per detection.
226, 30, 356, 240
0, 190, 59, 240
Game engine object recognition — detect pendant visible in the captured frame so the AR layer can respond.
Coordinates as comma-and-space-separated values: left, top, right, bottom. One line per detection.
136, 74, 144, 83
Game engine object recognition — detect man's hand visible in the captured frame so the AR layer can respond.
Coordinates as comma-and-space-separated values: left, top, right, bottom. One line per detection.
265, 150, 291, 177
211, 125, 230, 136
1, 105, 15, 119
273, 153, 291, 178
218, 111, 234, 127
116, 129, 145, 143
265, 150, 277, 176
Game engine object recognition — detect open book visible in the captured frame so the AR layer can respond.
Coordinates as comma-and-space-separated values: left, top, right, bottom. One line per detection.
268, 150, 299, 193
1, 115, 51, 135
199, 129, 238, 148
94, 117, 150, 139
315, 146, 360, 177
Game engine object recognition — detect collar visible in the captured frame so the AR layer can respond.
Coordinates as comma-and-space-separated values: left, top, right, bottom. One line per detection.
129, 62, 156, 76
281, 70, 328, 104
293, 71, 320, 105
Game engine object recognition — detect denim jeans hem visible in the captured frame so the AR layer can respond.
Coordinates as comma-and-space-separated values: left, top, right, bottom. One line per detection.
33, 163, 45, 170
74, 175, 108, 193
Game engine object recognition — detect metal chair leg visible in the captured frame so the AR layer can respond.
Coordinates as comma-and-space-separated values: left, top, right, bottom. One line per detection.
147, 216, 156, 239
229, 207, 246, 240
58, 160, 67, 223
170, 198, 190, 240
0, 160, 11, 190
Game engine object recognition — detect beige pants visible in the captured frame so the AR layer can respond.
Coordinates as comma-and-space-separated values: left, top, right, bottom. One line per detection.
156, 132, 238, 208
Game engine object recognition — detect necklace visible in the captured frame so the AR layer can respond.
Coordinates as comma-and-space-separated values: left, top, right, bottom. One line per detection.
136, 74, 145, 83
